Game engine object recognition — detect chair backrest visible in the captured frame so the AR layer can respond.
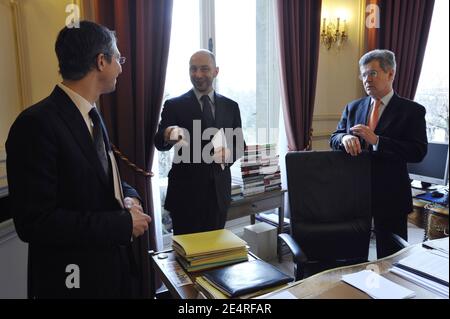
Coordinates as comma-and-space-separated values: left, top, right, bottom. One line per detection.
285, 151, 372, 272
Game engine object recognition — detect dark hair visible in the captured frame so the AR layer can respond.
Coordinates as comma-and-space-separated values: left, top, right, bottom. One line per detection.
359, 49, 396, 72
55, 20, 116, 80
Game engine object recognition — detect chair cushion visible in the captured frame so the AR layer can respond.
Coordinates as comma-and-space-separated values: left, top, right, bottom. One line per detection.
292, 217, 371, 261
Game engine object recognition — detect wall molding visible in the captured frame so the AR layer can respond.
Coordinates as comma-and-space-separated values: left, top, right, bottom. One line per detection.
0, 148, 7, 198
313, 114, 342, 122
312, 131, 334, 141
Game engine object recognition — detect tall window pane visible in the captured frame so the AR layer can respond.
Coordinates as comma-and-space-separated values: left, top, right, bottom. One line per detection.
215, 0, 280, 144
156, 0, 201, 237
415, 0, 449, 143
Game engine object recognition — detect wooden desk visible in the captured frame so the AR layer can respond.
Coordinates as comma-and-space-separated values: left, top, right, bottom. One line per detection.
150, 250, 258, 299
264, 242, 445, 299
227, 189, 287, 261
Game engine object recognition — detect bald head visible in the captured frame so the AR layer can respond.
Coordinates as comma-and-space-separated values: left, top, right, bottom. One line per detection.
190, 50, 216, 68
189, 50, 219, 94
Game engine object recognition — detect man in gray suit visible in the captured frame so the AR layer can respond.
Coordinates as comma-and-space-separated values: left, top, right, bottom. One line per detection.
155, 50, 244, 235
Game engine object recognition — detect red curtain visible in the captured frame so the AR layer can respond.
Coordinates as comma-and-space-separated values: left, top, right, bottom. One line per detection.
276, 0, 322, 151
93, 0, 173, 298
365, 0, 435, 99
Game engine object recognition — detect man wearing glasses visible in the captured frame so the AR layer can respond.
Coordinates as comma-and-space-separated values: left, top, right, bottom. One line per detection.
6, 21, 150, 298
330, 49, 427, 258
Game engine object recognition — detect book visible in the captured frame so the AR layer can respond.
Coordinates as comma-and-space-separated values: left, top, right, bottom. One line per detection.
196, 276, 288, 299
172, 229, 248, 257
172, 229, 249, 272
202, 259, 293, 298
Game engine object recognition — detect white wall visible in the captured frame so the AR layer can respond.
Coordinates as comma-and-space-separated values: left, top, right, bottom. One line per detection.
312, 0, 366, 150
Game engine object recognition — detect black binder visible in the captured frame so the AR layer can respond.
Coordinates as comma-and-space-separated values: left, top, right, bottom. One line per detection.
202, 259, 294, 297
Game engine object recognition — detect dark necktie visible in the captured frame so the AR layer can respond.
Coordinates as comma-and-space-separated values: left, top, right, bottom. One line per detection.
201, 95, 215, 128
89, 108, 110, 177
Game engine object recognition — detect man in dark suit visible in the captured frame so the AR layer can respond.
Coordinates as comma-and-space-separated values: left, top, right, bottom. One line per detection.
155, 50, 244, 235
330, 49, 427, 258
6, 21, 151, 298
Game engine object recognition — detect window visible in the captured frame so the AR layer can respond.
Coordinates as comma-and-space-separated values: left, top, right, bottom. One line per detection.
153, 0, 281, 238
415, 0, 449, 143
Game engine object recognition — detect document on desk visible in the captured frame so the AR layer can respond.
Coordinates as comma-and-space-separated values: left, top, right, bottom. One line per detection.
390, 267, 449, 298
342, 270, 416, 299
422, 237, 449, 255
393, 250, 449, 286
162, 260, 193, 287
256, 290, 297, 299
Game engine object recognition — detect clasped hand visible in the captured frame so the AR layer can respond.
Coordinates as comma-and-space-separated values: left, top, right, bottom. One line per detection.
124, 197, 151, 238
342, 125, 378, 156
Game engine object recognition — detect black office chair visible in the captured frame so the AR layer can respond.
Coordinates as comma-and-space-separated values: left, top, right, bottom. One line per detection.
281, 151, 373, 280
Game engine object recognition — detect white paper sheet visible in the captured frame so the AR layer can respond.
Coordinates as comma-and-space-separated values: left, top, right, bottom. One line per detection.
342, 270, 416, 299
255, 290, 298, 299
211, 129, 227, 170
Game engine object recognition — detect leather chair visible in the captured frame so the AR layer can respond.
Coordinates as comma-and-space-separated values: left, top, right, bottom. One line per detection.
280, 151, 372, 280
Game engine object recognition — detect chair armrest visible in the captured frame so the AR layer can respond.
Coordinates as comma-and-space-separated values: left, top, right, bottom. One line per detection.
278, 233, 309, 280
278, 234, 309, 263
390, 233, 409, 249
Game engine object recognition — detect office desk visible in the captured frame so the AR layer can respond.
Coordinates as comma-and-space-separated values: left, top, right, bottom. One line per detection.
264, 243, 445, 299
227, 189, 287, 261
150, 250, 258, 299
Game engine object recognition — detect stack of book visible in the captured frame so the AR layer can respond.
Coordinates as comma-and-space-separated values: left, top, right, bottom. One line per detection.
232, 144, 281, 197
195, 259, 293, 299
231, 183, 242, 197
172, 229, 249, 272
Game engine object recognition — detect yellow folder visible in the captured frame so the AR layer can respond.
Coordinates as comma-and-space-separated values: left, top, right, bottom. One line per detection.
172, 229, 248, 257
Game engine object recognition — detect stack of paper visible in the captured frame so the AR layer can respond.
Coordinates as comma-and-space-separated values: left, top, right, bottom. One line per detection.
342, 270, 416, 299
172, 229, 248, 272
390, 248, 449, 298
422, 237, 449, 255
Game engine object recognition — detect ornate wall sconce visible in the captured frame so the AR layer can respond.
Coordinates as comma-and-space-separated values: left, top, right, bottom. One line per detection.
321, 16, 348, 50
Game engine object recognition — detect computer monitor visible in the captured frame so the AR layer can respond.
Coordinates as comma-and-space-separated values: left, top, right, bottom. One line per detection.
408, 142, 449, 188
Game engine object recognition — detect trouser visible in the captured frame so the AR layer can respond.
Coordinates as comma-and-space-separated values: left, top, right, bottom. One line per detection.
373, 212, 408, 259
170, 180, 228, 235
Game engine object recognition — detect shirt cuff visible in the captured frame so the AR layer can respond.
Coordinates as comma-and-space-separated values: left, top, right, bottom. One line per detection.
373, 136, 380, 151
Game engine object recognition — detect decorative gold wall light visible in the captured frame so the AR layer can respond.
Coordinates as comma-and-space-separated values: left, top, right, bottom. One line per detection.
321, 13, 348, 50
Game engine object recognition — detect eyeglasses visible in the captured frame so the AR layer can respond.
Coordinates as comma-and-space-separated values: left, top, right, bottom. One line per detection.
116, 56, 126, 65
101, 53, 126, 65
359, 70, 378, 81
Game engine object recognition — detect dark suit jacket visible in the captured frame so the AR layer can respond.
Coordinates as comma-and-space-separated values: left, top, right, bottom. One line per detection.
6, 86, 140, 298
330, 93, 427, 216
154, 89, 244, 228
